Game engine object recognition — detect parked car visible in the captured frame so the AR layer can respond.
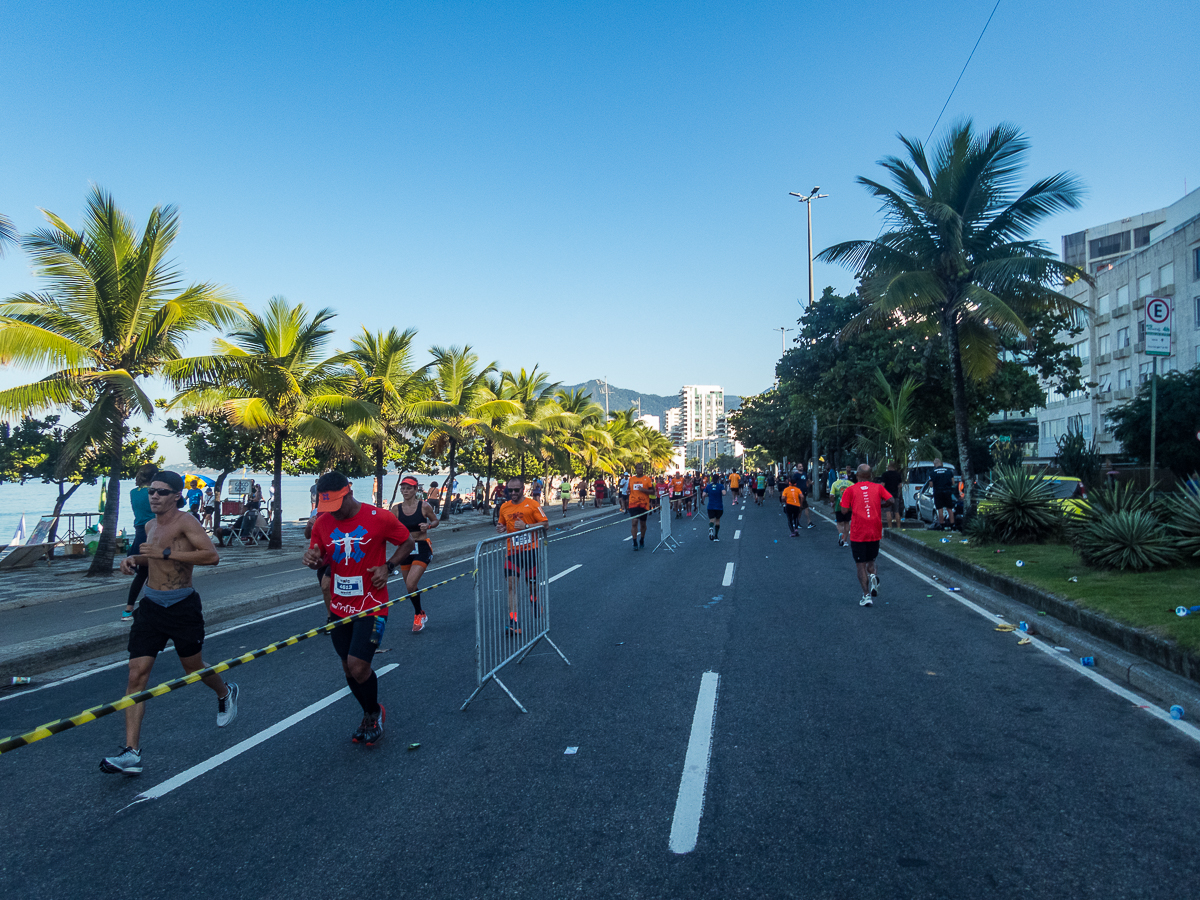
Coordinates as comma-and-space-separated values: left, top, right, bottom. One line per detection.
902, 460, 955, 518
914, 480, 966, 527
977, 475, 1087, 516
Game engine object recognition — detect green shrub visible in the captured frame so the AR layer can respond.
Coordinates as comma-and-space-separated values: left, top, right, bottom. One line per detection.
974, 464, 1062, 544
1076, 510, 1180, 571
1161, 480, 1200, 560
1066, 481, 1156, 541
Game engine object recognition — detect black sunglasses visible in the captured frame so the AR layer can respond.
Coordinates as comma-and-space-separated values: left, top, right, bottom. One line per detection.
148, 488, 178, 497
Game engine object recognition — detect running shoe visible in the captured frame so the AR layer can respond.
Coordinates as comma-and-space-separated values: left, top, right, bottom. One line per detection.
217, 682, 239, 727
869, 574, 880, 597
807, 523, 815, 529
360, 705, 385, 745
506, 617, 522, 636
121, 608, 133, 621
351, 714, 370, 743
412, 612, 427, 633
838, 537, 845, 547
860, 594, 873, 607
99, 746, 142, 775
708, 527, 714, 540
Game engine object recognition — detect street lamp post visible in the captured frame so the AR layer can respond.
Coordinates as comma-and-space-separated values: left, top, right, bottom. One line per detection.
790, 187, 828, 497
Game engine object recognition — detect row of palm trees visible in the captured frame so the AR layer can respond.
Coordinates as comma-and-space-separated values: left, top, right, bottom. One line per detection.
0, 188, 674, 575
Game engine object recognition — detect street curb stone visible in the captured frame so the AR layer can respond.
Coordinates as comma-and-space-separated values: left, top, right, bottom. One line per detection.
885, 529, 1200, 688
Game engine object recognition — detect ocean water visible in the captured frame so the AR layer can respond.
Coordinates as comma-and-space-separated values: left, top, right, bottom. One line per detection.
0, 471, 466, 543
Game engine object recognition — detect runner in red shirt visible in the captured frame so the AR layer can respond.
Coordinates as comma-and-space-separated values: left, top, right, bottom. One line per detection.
839, 463, 892, 607
304, 471, 415, 744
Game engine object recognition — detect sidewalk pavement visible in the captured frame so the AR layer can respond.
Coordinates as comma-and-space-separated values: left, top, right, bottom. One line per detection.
0, 501, 625, 679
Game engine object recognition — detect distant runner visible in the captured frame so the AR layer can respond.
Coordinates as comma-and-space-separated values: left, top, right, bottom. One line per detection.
626, 463, 654, 550
305, 471, 416, 745
754, 471, 767, 505
781, 481, 804, 537
924, 458, 956, 530
830, 470, 854, 547
704, 474, 726, 541
840, 463, 892, 607
728, 471, 741, 506
390, 475, 439, 633
558, 477, 572, 517
101, 470, 237, 776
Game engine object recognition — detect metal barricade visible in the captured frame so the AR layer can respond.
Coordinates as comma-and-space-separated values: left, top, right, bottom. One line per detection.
652, 497, 679, 553
462, 525, 570, 712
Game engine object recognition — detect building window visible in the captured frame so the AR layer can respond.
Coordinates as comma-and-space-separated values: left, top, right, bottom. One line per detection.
1160, 261, 1174, 289
1090, 232, 1130, 258
1139, 362, 1153, 384
1118, 368, 1132, 389
1195, 296, 1200, 330
1134, 225, 1155, 247
1096, 293, 1110, 314
1098, 372, 1113, 392
1068, 414, 1092, 436
1039, 420, 1051, 441
1194, 247, 1200, 280
1117, 327, 1130, 348
1098, 333, 1111, 355
1137, 273, 1152, 298
1074, 339, 1090, 364
1117, 284, 1129, 306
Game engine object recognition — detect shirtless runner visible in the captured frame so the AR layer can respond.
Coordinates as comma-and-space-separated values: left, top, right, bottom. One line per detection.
100, 470, 237, 776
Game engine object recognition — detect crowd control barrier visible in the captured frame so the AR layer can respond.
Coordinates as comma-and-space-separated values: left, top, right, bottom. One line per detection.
652, 499, 679, 553
462, 525, 569, 713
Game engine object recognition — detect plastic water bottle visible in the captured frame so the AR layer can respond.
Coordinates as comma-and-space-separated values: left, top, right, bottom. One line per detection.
1016, 560, 1025, 567
11, 676, 31, 685
1019, 621, 1030, 632
1177, 607, 1190, 617
1170, 705, 1184, 720
1080, 656, 1095, 667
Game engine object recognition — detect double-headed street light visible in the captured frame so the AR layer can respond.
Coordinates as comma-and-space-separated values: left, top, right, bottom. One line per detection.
789, 186, 829, 497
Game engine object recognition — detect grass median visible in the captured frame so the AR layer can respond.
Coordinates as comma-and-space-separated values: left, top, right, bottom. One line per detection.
899, 529, 1200, 653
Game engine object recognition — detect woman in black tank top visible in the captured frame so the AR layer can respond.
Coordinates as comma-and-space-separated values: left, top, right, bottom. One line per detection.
389, 476, 438, 633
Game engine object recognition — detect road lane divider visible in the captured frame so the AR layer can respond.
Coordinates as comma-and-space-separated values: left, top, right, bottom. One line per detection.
722, 563, 734, 586
121, 664, 400, 808
0, 569, 475, 756
669, 671, 720, 854
548, 564, 582, 583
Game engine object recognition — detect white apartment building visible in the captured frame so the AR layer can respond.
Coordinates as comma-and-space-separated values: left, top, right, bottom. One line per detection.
636, 413, 661, 433
1038, 189, 1200, 458
675, 384, 740, 463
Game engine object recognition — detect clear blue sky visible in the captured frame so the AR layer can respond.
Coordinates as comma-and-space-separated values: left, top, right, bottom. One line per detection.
1, 1, 1193, 459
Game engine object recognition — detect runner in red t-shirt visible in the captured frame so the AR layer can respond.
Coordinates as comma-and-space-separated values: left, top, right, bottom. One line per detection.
304, 471, 415, 744
839, 463, 892, 607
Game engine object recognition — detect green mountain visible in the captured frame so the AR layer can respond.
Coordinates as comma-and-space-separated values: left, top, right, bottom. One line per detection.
558, 381, 741, 423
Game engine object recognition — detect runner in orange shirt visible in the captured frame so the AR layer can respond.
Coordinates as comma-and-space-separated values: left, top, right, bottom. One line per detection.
781, 483, 805, 537
669, 472, 685, 518
626, 462, 654, 550
495, 477, 549, 635
728, 471, 742, 506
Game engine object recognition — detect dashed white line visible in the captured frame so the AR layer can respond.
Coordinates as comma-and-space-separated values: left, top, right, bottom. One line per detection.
722, 563, 734, 586
548, 564, 582, 583
738, 515, 743, 521
669, 671, 720, 854
124, 663, 400, 807
733, 530, 741, 540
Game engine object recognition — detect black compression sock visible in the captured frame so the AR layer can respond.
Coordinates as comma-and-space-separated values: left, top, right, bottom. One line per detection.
346, 672, 380, 715
410, 591, 423, 615
714, 524, 720, 537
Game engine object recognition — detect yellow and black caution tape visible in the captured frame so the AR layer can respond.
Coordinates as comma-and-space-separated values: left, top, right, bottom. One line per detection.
0, 570, 474, 757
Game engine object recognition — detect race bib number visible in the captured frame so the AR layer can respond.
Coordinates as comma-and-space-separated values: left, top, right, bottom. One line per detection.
333, 574, 364, 597
511, 531, 533, 547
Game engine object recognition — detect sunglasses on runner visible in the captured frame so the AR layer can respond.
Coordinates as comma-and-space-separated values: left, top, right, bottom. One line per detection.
148, 488, 178, 497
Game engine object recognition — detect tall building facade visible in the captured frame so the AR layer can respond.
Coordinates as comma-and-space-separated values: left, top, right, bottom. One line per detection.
1038, 188, 1199, 458
675, 384, 738, 463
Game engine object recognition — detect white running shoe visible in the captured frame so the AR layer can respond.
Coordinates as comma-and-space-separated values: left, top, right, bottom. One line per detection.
217, 682, 239, 727
869, 574, 879, 597
860, 594, 873, 607
99, 746, 143, 775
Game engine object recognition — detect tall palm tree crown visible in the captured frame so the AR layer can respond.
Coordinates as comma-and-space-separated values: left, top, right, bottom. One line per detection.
167, 296, 375, 547
818, 120, 1089, 501
0, 187, 240, 574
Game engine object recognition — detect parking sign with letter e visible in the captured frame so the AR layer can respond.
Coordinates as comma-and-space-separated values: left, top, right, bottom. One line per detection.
1143, 297, 1172, 356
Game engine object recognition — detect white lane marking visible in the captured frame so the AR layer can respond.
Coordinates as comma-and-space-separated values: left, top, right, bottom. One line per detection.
669, 671, 720, 854
722, 563, 734, 586
549, 564, 582, 583
623, 536, 632, 542
738, 515, 743, 521
878, 548, 1200, 746
84, 602, 129, 613
124, 663, 400, 807
253, 566, 311, 579
734, 530, 741, 540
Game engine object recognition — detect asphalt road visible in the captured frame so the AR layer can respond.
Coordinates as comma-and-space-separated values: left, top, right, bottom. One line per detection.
2, 497, 1198, 899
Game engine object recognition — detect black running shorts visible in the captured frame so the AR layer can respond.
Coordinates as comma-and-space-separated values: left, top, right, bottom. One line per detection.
850, 540, 880, 563
128, 592, 205, 659
934, 491, 954, 510
835, 508, 852, 523
628, 505, 649, 519
504, 549, 537, 579
399, 540, 432, 567
329, 614, 385, 663
708, 508, 723, 520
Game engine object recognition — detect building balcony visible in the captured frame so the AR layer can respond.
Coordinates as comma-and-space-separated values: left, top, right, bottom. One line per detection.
1097, 391, 1113, 404
1098, 431, 1114, 443
1134, 341, 1145, 353
1114, 346, 1131, 359
1095, 312, 1111, 325
1115, 387, 1134, 400
1113, 304, 1131, 318
1133, 296, 1146, 310
1097, 352, 1112, 364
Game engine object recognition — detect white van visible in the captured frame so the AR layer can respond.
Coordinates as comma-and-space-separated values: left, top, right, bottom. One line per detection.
901, 461, 955, 518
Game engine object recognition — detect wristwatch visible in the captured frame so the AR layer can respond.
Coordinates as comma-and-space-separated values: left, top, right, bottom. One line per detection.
162, 547, 172, 560
387, 563, 397, 576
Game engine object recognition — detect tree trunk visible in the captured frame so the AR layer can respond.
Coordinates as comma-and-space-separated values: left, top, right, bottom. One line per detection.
87, 431, 124, 577
484, 441, 495, 515
214, 469, 232, 532
944, 311, 976, 509
270, 432, 284, 549
46, 480, 82, 560
389, 469, 404, 507
374, 443, 385, 508
440, 438, 457, 522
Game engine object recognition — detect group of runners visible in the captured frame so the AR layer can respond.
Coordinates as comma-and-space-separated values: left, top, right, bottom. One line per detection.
99, 457, 895, 775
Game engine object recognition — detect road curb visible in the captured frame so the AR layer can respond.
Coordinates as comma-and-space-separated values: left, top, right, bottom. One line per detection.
884, 529, 1200, 689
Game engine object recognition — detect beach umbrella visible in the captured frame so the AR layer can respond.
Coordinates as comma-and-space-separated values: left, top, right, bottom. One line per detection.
184, 473, 216, 489
7, 515, 26, 547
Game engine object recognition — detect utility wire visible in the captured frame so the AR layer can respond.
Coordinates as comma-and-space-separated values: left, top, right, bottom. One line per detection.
926, 0, 1002, 142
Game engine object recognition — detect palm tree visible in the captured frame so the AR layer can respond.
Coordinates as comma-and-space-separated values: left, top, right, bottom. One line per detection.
853, 369, 934, 471
554, 388, 611, 477
501, 365, 566, 479
0, 211, 16, 255
342, 327, 429, 507
818, 120, 1088, 505
0, 187, 240, 575
474, 373, 523, 507
167, 297, 375, 548
417, 346, 517, 522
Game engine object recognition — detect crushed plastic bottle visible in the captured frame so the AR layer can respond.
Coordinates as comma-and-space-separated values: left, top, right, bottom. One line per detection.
1080, 656, 1095, 667
1177, 607, 1190, 617
1067, 576, 1078, 583
1170, 705, 1185, 720
940, 537, 950, 543
1016, 560, 1025, 567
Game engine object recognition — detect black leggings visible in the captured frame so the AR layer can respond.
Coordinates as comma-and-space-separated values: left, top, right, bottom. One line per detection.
785, 506, 800, 530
